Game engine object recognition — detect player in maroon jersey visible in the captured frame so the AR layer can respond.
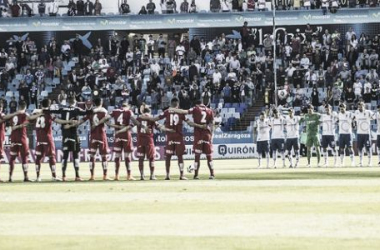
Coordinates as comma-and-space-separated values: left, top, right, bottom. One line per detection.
170, 100, 215, 179
27, 99, 75, 182
81, 98, 110, 181
134, 106, 174, 180
0, 103, 25, 182
108, 101, 141, 181
8, 101, 31, 182
142, 98, 196, 180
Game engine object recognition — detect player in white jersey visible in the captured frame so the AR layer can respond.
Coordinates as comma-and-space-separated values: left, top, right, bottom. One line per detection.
284, 108, 301, 168
254, 111, 271, 168
354, 102, 374, 167
375, 105, 380, 165
270, 109, 286, 168
320, 104, 338, 167
337, 103, 355, 167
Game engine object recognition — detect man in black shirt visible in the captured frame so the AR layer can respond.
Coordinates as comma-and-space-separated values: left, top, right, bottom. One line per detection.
76, 0, 85, 15
146, 0, 155, 14
120, 0, 130, 14
51, 96, 89, 181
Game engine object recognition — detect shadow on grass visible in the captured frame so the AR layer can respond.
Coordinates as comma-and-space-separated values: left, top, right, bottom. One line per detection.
216, 170, 380, 180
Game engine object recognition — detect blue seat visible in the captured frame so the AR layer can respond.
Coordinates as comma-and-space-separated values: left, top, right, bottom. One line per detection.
232, 103, 239, 108
240, 103, 247, 109
224, 103, 232, 108
237, 107, 245, 114
228, 117, 236, 125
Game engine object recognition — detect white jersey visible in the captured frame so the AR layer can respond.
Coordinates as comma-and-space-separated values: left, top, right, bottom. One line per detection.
321, 112, 338, 136
338, 111, 355, 135
255, 118, 271, 141
355, 110, 374, 135
374, 112, 380, 135
285, 116, 300, 139
270, 116, 285, 139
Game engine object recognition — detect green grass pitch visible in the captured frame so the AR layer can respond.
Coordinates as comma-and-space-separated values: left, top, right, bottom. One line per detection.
1, 157, 380, 250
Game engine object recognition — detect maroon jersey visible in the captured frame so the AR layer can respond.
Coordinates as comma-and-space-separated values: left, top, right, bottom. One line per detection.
158, 109, 186, 138
110, 109, 133, 139
137, 116, 157, 145
188, 105, 214, 136
35, 112, 55, 143
10, 112, 29, 143
0, 113, 6, 144
86, 107, 108, 141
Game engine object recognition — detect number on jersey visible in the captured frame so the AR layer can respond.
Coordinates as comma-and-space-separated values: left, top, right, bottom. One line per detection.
140, 121, 148, 133
36, 116, 46, 128
117, 113, 124, 125
170, 114, 179, 126
12, 116, 18, 125
201, 111, 207, 123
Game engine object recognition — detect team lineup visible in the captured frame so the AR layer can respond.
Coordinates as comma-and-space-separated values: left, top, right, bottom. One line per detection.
2, 97, 379, 183
0, 97, 215, 182
254, 102, 380, 169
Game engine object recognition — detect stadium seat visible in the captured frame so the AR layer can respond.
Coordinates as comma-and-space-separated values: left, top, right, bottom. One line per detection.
224, 103, 232, 108
53, 78, 60, 85
5, 91, 13, 97
232, 103, 239, 108
28, 104, 36, 110
240, 103, 247, 109
237, 107, 245, 114
41, 91, 48, 97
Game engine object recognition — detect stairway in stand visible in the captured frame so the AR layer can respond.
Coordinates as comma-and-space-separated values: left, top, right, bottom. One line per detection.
232, 96, 265, 131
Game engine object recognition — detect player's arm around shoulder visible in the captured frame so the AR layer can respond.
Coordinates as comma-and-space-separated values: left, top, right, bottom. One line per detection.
1, 109, 25, 123
157, 124, 175, 133
27, 109, 44, 121
115, 125, 132, 135
168, 107, 190, 115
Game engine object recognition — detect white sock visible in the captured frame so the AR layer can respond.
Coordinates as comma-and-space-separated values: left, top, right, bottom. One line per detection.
273, 151, 277, 166
368, 148, 372, 165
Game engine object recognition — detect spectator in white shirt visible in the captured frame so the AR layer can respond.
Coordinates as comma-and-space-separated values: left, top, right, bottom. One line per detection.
229, 56, 241, 72
212, 68, 222, 84
150, 59, 160, 75
300, 54, 310, 69
353, 79, 362, 100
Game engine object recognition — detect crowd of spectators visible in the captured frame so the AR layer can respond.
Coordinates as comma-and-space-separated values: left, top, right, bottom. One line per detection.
1, 22, 380, 128
1, 0, 379, 18
262, 25, 380, 113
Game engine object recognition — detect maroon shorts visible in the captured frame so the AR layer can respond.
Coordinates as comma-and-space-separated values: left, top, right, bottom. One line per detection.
10, 140, 29, 158
165, 135, 185, 156
193, 132, 213, 155
36, 140, 56, 158
137, 144, 156, 160
90, 139, 109, 156
113, 136, 133, 154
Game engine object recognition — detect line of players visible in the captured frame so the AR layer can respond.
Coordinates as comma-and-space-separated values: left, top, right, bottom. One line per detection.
0, 96, 216, 182
254, 102, 380, 168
